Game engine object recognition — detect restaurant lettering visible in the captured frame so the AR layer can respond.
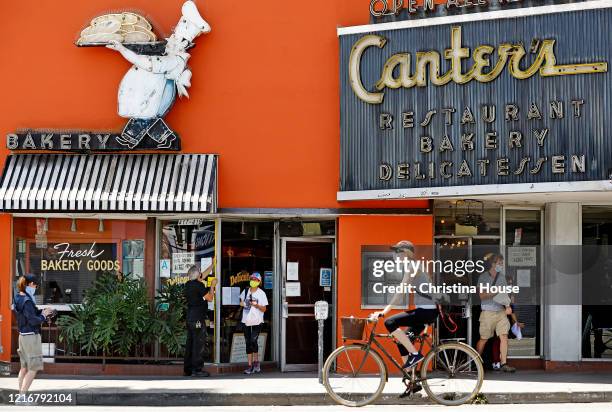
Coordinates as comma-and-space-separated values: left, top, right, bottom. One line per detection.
349, 27, 608, 104
376, 98, 587, 181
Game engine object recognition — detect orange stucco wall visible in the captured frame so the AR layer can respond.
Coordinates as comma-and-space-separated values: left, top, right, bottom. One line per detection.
0, 1, 438, 362
337, 215, 434, 370
0, 0, 430, 210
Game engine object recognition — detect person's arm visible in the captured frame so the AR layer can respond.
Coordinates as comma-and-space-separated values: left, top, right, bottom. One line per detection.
251, 292, 268, 313
24, 301, 46, 327
478, 274, 497, 300
203, 278, 217, 302
372, 270, 413, 318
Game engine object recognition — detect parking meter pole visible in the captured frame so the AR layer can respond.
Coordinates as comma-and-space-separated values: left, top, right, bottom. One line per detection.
318, 319, 324, 384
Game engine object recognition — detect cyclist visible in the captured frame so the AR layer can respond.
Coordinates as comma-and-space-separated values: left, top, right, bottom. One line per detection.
371, 240, 438, 370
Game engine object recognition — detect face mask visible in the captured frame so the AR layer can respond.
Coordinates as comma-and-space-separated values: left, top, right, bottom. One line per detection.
249, 280, 260, 288
26, 286, 36, 296
495, 264, 503, 273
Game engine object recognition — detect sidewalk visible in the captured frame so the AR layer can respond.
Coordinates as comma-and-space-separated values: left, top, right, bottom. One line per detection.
1, 371, 611, 406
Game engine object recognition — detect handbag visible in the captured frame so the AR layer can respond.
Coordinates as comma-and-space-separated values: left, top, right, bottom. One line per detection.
242, 290, 260, 327
244, 308, 260, 326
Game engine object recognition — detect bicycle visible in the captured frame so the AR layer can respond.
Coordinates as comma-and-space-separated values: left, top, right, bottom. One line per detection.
322, 316, 484, 407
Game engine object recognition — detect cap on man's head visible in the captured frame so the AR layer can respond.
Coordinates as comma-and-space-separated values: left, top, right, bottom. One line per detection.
25, 274, 39, 285
391, 240, 415, 253
250, 272, 262, 282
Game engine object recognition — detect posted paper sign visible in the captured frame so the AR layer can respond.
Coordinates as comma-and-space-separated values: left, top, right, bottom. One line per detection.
201, 257, 213, 273
517, 269, 531, 287
222, 287, 241, 305
320, 268, 332, 287
287, 262, 299, 280
286, 282, 301, 297
507, 247, 537, 267
264, 271, 274, 289
160, 259, 171, 278
172, 252, 195, 274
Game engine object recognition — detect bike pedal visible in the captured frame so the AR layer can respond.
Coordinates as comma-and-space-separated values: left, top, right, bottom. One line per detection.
399, 384, 422, 399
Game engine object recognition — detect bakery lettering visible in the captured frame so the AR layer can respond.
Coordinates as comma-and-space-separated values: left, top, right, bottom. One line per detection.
349, 27, 608, 104
40, 242, 119, 272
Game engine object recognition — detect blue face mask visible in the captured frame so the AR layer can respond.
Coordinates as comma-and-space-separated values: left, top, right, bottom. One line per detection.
26, 286, 36, 297
495, 264, 503, 273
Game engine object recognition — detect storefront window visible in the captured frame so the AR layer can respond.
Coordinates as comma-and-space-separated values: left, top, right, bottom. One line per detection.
159, 219, 216, 362
581, 206, 612, 359
220, 221, 274, 363
13, 218, 146, 305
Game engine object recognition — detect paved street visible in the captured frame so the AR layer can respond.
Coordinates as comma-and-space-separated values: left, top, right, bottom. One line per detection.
0, 403, 610, 411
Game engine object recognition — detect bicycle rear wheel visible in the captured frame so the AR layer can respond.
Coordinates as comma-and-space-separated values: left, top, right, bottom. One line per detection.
322, 344, 387, 407
420, 342, 484, 406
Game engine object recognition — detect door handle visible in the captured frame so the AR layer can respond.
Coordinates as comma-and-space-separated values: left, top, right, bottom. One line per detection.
282, 301, 289, 319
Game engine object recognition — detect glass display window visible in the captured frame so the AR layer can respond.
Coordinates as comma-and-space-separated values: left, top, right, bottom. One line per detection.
13, 217, 146, 305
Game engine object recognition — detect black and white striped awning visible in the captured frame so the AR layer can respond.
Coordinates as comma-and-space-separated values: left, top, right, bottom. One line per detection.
0, 154, 217, 213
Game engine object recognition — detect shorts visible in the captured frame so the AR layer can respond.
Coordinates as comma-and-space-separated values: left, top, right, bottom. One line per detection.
18, 334, 43, 372
384, 308, 438, 356
479, 310, 510, 340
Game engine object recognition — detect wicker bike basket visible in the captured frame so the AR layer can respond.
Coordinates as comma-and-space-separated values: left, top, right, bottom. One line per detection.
341, 317, 368, 340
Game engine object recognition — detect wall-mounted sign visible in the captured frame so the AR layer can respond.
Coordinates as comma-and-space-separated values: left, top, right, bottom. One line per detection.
6, 131, 179, 152
40, 242, 118, 272
339, 5, 612, 199
171, 252, 195, 274
369, 0, 524, 18
7, 1, 211, 153
319, 268, 332, 287
507, 247, 537, 267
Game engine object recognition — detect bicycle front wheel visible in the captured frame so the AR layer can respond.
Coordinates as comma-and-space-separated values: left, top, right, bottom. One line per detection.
421, 342, 484, 406
322, 344, 387, 407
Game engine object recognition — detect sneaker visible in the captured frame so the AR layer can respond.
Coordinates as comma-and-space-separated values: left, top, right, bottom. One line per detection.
191, 370, 210, 378
403, 353, 424, 369
492, 362, 501, 371
252, 362, 261, 373
501, 363, 516, 373
244, 365, 254, 375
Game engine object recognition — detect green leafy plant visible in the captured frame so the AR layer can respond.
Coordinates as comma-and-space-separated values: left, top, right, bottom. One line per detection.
58, 271, 156, 358
152, 281, 187, 356
59, 271, 189, 360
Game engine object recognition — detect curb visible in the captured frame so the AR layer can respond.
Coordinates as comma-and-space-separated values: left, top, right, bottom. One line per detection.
1, 390, 611, 406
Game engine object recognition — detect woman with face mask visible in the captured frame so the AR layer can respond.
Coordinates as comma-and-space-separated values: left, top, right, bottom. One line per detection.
239, 272, 268, 374
13, 275, 52, 401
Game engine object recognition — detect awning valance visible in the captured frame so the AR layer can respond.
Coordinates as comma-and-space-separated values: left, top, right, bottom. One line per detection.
0, 154, 217, 213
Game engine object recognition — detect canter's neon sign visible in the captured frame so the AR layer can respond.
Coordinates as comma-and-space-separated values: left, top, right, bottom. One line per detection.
349, 26, 608, 104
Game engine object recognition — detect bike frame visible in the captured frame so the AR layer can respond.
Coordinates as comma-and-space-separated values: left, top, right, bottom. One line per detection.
352, 319, 433, 381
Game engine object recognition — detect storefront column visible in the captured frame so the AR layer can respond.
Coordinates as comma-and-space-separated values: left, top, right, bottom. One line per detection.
145, 218, 157, 300
0, 214, 11, 362
543, 202, 581, 362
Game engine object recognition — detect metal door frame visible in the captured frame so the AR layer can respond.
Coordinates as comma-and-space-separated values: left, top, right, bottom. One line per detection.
501, 205, 545, 359
280, 237, 334, 372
